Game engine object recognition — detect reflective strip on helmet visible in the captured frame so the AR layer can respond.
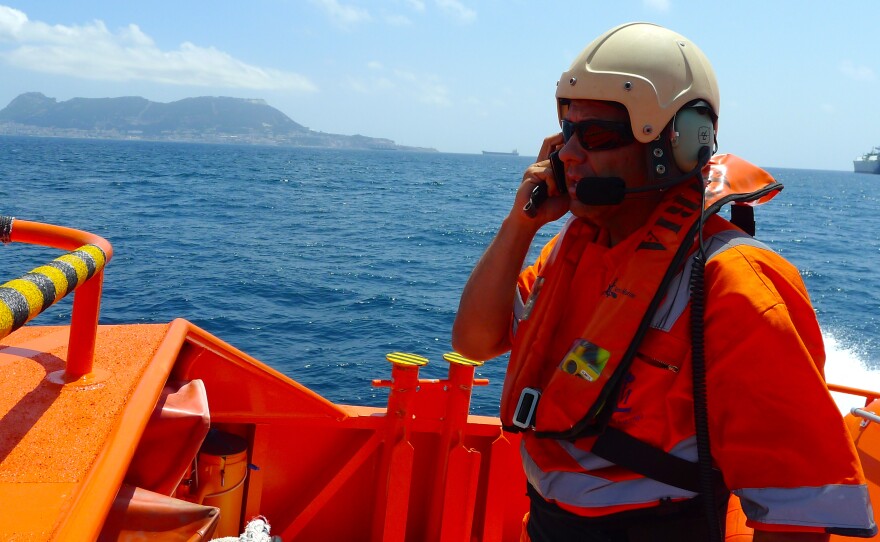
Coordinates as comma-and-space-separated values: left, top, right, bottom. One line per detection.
651, 229, 773, 332
522, 437, 699, 508
736, 484, 876, 535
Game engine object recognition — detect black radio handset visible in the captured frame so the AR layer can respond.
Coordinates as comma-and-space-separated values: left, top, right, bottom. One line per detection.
549, 150, 567, 193
523, 150, 568, 218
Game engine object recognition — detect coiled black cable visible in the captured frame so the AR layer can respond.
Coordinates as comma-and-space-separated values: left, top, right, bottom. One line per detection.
689, 250, 722, 542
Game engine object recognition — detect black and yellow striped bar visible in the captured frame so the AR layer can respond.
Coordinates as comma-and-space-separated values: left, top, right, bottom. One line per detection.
442, 352, 484, 367
0, 244, 107, 339
386, 352, 429, 367
0, 215, 12, 244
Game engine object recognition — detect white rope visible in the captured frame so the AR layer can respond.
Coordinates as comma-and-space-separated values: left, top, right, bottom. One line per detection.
211, 515, 278, 542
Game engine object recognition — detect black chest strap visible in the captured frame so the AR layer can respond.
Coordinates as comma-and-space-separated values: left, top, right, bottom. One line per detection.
591, 426, 726, 495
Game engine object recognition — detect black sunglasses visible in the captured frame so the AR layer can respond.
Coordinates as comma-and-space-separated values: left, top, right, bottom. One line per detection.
561, 119, 635, 151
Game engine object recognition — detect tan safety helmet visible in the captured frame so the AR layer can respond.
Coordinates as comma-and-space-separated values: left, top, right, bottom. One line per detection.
556, 22, 719, 145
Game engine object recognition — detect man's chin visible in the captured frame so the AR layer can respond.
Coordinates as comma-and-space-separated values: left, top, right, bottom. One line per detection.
569, 201, 607, 224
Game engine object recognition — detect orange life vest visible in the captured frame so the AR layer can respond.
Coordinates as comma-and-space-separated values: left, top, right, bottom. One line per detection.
499, 154, 781, 439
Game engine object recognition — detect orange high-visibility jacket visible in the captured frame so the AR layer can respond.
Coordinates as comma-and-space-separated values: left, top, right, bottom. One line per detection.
506, 157, 876, 536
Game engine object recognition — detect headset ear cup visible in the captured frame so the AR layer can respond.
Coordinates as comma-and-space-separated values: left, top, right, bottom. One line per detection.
671, 108, 715, 171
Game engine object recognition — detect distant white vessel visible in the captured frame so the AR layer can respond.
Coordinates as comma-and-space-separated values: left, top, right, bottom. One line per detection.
854, 147, 880, 174
481, 149, 519, 156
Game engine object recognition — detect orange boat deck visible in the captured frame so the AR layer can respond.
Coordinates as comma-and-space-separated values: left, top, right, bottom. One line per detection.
0, 324, 173, 540
0, 319, 528, 541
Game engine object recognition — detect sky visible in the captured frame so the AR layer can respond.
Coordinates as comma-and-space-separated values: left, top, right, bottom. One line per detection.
0, 1, 876, 171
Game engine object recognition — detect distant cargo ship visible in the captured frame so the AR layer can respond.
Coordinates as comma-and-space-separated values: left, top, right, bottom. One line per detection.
854, 147, 880, 174
482, 149, 519, 156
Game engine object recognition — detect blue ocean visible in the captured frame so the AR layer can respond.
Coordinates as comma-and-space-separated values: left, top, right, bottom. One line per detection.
2, 135, 878, 414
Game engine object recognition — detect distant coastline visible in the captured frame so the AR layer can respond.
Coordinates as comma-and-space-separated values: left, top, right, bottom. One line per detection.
0, 93, 438, 153
0, 122, 436, 152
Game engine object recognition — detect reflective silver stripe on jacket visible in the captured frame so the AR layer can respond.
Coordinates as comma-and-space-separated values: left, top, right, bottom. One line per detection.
651, 228, 772, 331
522, 437, 699, 508
512, 290, 526, 336
736, 484, 876, 532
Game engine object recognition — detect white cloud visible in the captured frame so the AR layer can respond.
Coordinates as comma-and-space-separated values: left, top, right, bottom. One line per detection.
403, 0, 427, 12
384, 14, 413, 26
347, 64, 452, 107
643, 0, 671, 11
0, 6, 30, 41
0, 5, 317, 91
393, 68, 451, 106
310, 0, 372, 27
840, 60, 876, 82
435, 0, 476, 24
349, 75, 394, 93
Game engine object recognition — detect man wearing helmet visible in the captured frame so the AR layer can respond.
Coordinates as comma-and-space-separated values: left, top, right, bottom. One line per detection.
452, 22, 876, 541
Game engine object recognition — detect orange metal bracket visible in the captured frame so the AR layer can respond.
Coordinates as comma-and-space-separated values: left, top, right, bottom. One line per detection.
369, 352, 492, 542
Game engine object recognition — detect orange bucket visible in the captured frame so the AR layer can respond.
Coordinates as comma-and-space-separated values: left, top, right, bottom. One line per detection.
190, 430, 249, 537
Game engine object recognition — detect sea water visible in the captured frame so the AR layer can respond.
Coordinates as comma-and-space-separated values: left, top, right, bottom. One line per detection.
1, 136, 878, 414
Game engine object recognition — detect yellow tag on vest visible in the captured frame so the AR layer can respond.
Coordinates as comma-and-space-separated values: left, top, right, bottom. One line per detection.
560, 339, 610, 381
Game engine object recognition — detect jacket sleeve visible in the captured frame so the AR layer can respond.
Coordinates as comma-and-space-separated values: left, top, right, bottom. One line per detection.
703, 243, 876, 536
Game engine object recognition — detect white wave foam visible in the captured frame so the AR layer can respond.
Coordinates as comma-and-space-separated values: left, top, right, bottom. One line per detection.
823, 332, 880, 414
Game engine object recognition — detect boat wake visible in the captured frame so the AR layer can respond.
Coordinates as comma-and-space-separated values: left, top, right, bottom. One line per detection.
825, 331, 880, 413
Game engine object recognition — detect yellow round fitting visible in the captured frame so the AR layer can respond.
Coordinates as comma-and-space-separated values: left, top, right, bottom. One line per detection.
442, 352, 483, 367
386, 352, 428, 367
